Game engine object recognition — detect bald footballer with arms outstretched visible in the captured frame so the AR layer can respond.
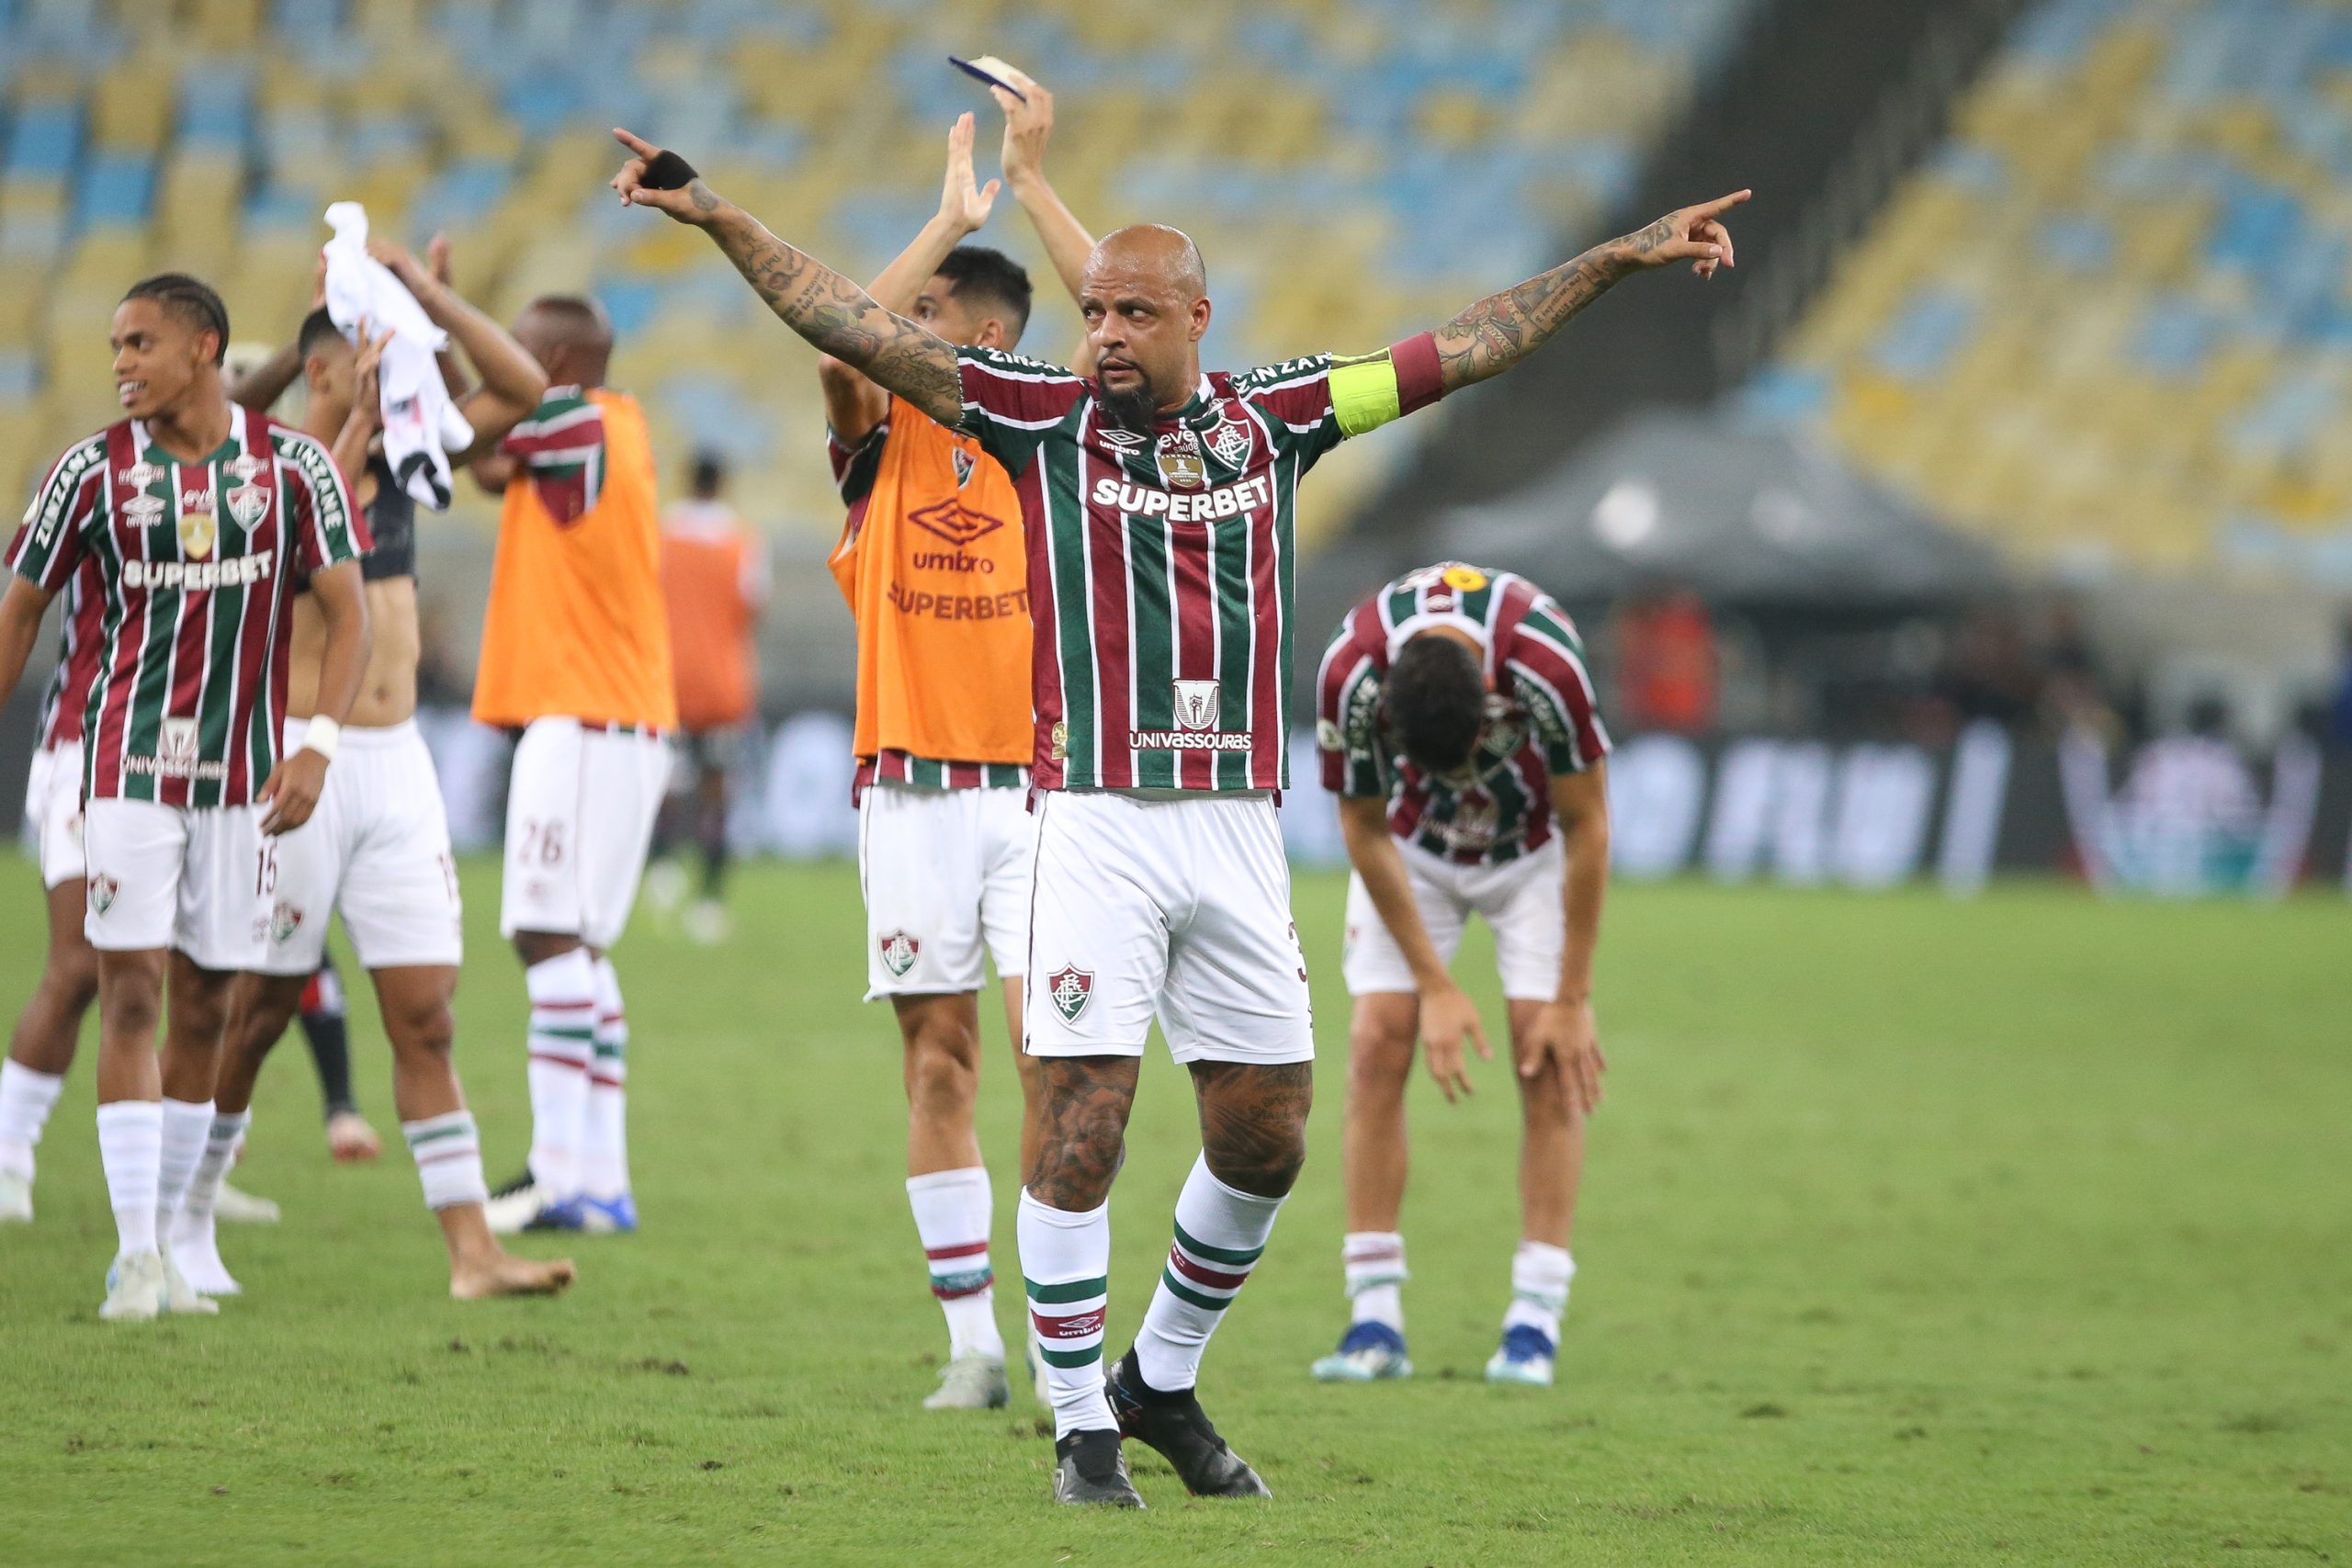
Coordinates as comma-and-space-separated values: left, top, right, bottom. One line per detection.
609, 120, 1745, 1508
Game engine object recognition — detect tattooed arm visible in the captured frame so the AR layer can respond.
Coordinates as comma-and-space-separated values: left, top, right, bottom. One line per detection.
1430, 189, 1750, 396
608, 129, 967, 425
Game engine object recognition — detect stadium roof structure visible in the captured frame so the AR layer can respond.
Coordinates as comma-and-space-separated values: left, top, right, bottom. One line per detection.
1432, 409, 2007, 606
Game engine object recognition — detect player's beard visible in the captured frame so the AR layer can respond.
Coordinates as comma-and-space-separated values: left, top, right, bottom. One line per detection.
1097, 369, 1158, 434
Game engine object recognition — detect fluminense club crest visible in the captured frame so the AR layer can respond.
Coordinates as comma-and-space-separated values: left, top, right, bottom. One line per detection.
1204, 416, 1251, 468
270, 901, 304, 944
88, 873, 119, 914
1046, 964, 1093, 1022
225, 484, 267, 530
878, 930, 920, 977
952, 447, 976, 488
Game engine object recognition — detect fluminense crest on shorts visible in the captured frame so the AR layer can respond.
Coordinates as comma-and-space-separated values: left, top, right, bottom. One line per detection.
88, 872, 119, 913
271, 901, 304, 944
1046, 964, 1093, 1022
878, 930, 920, 977
1172, 679, 1221, 731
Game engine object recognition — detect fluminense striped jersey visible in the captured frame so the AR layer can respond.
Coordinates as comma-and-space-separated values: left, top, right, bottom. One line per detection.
852, 748, 1027, 798
33, 556, 104, 748
956, 334, 1446, 792
1316, 562, 1609, 866
6, 406, 367, 806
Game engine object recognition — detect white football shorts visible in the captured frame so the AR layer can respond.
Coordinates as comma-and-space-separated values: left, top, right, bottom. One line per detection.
857, 780, 1031, 998
80, 795, 267, 970
254, 717, 464, 975
1024, 790, 1313, 1066
1342, 834, 1566, 1002
499, 716, 670, 950
23, 738, 85, 890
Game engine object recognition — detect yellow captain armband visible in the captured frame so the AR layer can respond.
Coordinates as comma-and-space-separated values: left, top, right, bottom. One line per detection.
1329, 352, 1404, 439
1328, 331, 1445, 438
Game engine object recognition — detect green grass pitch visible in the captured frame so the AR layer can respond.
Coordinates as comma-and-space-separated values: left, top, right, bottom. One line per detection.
0, 856, 2346, 1566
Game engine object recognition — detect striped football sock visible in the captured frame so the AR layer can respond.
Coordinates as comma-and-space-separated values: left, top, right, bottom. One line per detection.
1500, 1240, 1575, 1349
1018, 1187, 1116, 1438
1132, 1154, 1283, 1394
404, 1111, 490, 1211
0, 1061, 65, 1181
156, 1098, 213, 1235
524, 949, 597, 1201
95, 1100, 163, 1255
1344, 1230, 1408, 1332
582, 957, 629, 1201
908, 1166, 1002, 1360
179, 1109, 250, 1229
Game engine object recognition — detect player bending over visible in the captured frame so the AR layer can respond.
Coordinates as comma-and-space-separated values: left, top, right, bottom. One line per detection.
1310, 562, 1609, 1387
816, 96, 1094, 1413
0, 274, 371, 1319
611, 120, 1742, 1506
473, 297, 675, 1237
176, 237, 573, 1301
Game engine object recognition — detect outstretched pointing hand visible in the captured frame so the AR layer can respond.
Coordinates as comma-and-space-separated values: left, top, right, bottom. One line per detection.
1622, 188, 1751, 279
610, 128, 715, 225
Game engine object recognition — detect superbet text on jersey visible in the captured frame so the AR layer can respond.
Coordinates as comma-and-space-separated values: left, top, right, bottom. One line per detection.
954, 337, 1444, 792
6, 407, 367, 806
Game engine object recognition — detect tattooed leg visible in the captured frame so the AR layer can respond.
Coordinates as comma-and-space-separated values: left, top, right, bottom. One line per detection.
1025, 1055, 1140, 1212
1188, 1061, 1314, 1199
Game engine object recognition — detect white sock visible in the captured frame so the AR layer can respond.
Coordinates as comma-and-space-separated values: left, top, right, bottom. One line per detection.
178, 1109, 249, 1230
1343, 1230, 1408, 1333
909, 1166, 1002, 1360
1133, 1154, 1283, 1394
1017, 1187, 1115, 1438
0, 1060, 66, 1180
156, 1097, 213, 1236
1501, 1240, 1575, 1350
403, 1111, 490, 1210
581, 956, 629, 1201
96, 1100, 163, 1255
524, 949, 597, 1201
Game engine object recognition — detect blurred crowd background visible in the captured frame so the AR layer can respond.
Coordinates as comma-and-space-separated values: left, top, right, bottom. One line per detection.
6, 0, 2352, 896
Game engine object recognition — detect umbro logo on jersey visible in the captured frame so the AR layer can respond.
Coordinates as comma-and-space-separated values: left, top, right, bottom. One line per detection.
908, 496, 1005, 549
88, 873, 119, 914
122, 495, 165, 523
877, 930, 920, 978
1096, 429, 1147, 450
1046, 964, 1093, 1023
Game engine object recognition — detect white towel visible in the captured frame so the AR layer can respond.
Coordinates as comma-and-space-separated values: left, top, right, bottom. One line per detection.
321, 201, 475, 511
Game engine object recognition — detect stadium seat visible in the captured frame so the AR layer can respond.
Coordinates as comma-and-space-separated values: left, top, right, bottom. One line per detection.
1747, 0, 2352, 580
0, 0, 1764, 536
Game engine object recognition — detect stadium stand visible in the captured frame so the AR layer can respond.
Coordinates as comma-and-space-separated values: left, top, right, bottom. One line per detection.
0, 0, 1758, 551
1743, 0, 2352, 583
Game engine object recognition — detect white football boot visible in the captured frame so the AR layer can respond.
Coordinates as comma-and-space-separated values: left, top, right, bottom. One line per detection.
99, 1250, 166, 1321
